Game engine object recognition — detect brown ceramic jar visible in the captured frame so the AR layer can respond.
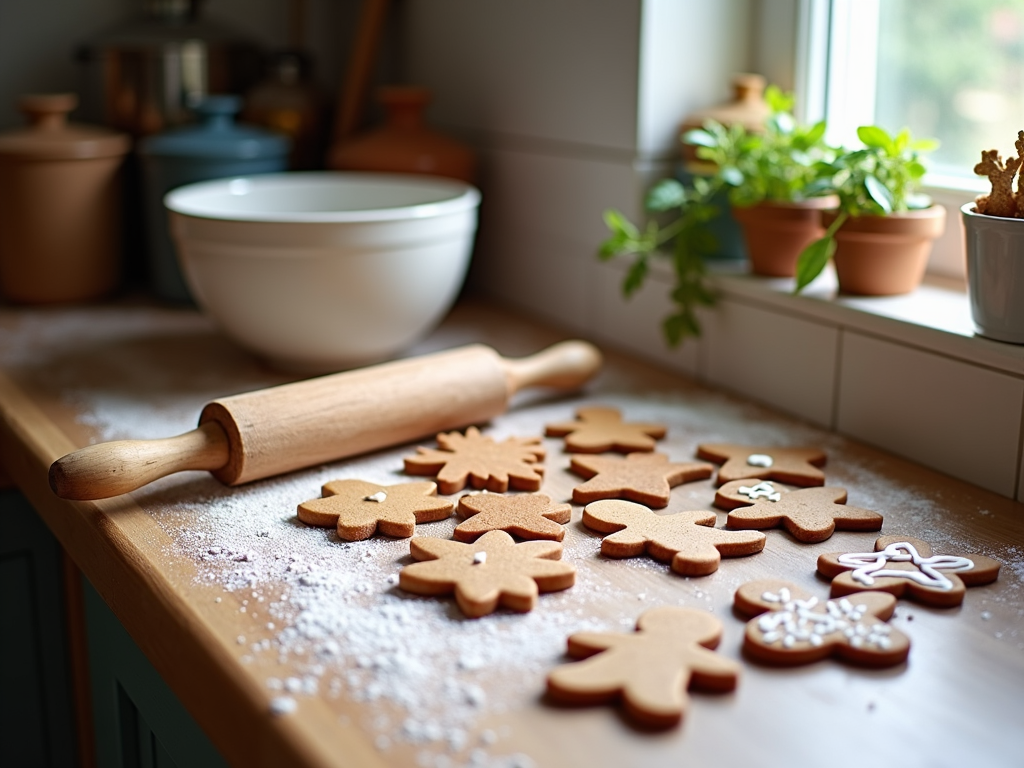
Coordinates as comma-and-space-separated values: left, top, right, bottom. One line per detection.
328, 86, 476, 184
0, 94, 130, 304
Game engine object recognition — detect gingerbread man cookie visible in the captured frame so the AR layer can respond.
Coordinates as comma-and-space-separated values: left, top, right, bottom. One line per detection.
404, 426, 545, 494
545, 406, 666, 453
569, 453, 714, 509
696, 443, 826, 486
297, 479, 453, 540
818, 535, 1001, 608
454, 492, 571, 542
734, 579, 910, 667
546, 606, 739, 728
583, 499, 765, 576
399, 530, 576, 618
715, 480, 882, 543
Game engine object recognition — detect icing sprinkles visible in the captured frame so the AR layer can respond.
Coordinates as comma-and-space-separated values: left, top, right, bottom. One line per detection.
737, 481, 782, 503
758, 587, 893, 650
746, 454, 774, 468
838, 541, 975, 591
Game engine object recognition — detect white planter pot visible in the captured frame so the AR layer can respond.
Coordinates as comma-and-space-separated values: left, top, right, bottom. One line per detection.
962, 202, 1024, 344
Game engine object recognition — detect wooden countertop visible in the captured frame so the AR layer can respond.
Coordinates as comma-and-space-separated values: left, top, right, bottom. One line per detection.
1, 299, 1022, 768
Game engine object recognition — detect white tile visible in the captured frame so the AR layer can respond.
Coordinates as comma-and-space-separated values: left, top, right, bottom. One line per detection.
838, 332, 1024, 497
590, 261, 701, 377
703, 300, 840, 427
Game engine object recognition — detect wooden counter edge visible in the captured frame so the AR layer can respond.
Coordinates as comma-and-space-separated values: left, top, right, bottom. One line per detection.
0, 370, 387, 768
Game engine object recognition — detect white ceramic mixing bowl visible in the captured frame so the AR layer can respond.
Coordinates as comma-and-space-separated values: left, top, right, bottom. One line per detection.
165, 172, 480, 371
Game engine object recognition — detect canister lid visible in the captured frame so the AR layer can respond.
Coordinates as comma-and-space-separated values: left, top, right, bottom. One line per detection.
138, 95, 291, 159
0, 94, 131, 160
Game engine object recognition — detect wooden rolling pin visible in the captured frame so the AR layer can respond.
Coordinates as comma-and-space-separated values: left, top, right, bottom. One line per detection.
49, 341, 602, 501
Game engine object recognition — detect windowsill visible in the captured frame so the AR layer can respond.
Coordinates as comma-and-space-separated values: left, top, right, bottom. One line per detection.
704, 262, 1024, 377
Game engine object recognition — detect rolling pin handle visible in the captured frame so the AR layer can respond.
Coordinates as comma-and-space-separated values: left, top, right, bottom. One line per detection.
48, 421, 231, 501
502, 340, 603, 394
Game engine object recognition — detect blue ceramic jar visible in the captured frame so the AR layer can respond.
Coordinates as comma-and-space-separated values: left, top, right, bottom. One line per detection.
138, 95, 291, 301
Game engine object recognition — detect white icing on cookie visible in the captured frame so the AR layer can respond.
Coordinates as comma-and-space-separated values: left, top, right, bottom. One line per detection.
757, 588, 892, 650
837, 541, 975, 591
738, 481, 781, 502
364, 491, 387, 503
473, 551, 487, 565
747, 454, 773, 468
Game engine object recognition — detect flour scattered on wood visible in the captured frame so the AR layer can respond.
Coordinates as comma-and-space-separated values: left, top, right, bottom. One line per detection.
19, 313, 1020, 764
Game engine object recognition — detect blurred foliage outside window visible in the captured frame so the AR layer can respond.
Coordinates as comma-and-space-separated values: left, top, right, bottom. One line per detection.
872, 0, 1024, 180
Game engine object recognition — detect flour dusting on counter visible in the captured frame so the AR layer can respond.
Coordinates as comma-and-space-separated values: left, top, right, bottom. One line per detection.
49, 359, 1024, 765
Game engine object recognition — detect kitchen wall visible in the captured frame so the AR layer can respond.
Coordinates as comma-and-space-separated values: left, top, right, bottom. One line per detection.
400, 0, 755, 333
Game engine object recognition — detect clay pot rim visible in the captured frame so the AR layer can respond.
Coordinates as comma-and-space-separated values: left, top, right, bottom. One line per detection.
822, 204, 946, 237
732, 195, 839, 212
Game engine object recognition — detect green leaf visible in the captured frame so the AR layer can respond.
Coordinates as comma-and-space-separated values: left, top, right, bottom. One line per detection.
622, 257, 649, 297
864, 174, 894, 213
645, 179, 686, 211
720, 166, 744, 186
683, 129, 717, 148
603, 209, 639, 238
794, 235, 836, 293
910, 138, 940, 152
907, 160, 927, 179
857, 125, 892, 151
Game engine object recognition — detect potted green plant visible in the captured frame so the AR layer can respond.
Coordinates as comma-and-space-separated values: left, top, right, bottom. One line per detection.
599, 87, 836, 345
962, 131, 1024, 343
685, 87, 838, 277
794, 125, 945, 295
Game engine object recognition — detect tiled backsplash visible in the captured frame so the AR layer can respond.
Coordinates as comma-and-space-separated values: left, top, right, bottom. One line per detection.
582, 262, 1024, 502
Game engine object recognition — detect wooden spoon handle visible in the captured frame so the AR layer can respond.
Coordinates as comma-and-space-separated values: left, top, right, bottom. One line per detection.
49, 421, 230, 501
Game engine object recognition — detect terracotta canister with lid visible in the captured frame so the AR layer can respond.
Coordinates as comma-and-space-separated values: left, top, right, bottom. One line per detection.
0, 94, 129, 304
138, 95, 291, 302
328, 86, 476, 184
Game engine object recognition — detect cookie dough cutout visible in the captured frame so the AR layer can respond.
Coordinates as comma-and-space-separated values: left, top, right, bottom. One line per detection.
545, 406, 666, 453
818, 535, 1001, 608
455, 492, 571, 543
546, 606, 739, 729
297, 479, 453, 541
399, 530, 576, 618
404, 426, 545, 494
697, 443, 826, 486
583, 499, 765, 576
570, 453, 714, 509
715, 480, 882, 543
734, 579, 910, 667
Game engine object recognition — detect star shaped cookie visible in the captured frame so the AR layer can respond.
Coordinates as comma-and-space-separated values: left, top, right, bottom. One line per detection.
404, 426, 545, 494
734, 579, 910, 667
715, 479, 882, 543
297, 479, 453, 540
454, 492, 571, 542
545, 406, 666, 453
399, 530, 576, 617
583, 499, 765, 576
569, 452, 714, 508
697, 443, 827, 486
817, 535, 1001, 608
546, 606, 739, 729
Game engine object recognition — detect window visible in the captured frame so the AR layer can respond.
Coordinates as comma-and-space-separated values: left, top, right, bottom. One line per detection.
799, 0, 1024, 190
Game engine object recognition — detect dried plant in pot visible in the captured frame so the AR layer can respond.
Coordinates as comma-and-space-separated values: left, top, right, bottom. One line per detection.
685, 87, 838, 277
962, 132, 1024, 343
795, 126, 945, 296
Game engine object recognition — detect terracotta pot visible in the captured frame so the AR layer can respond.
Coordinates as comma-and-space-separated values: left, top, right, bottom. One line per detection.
327, 86, 476, 184
824, 206, 947, 295
0, 94, 129, 304
731, 197, 837, 277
